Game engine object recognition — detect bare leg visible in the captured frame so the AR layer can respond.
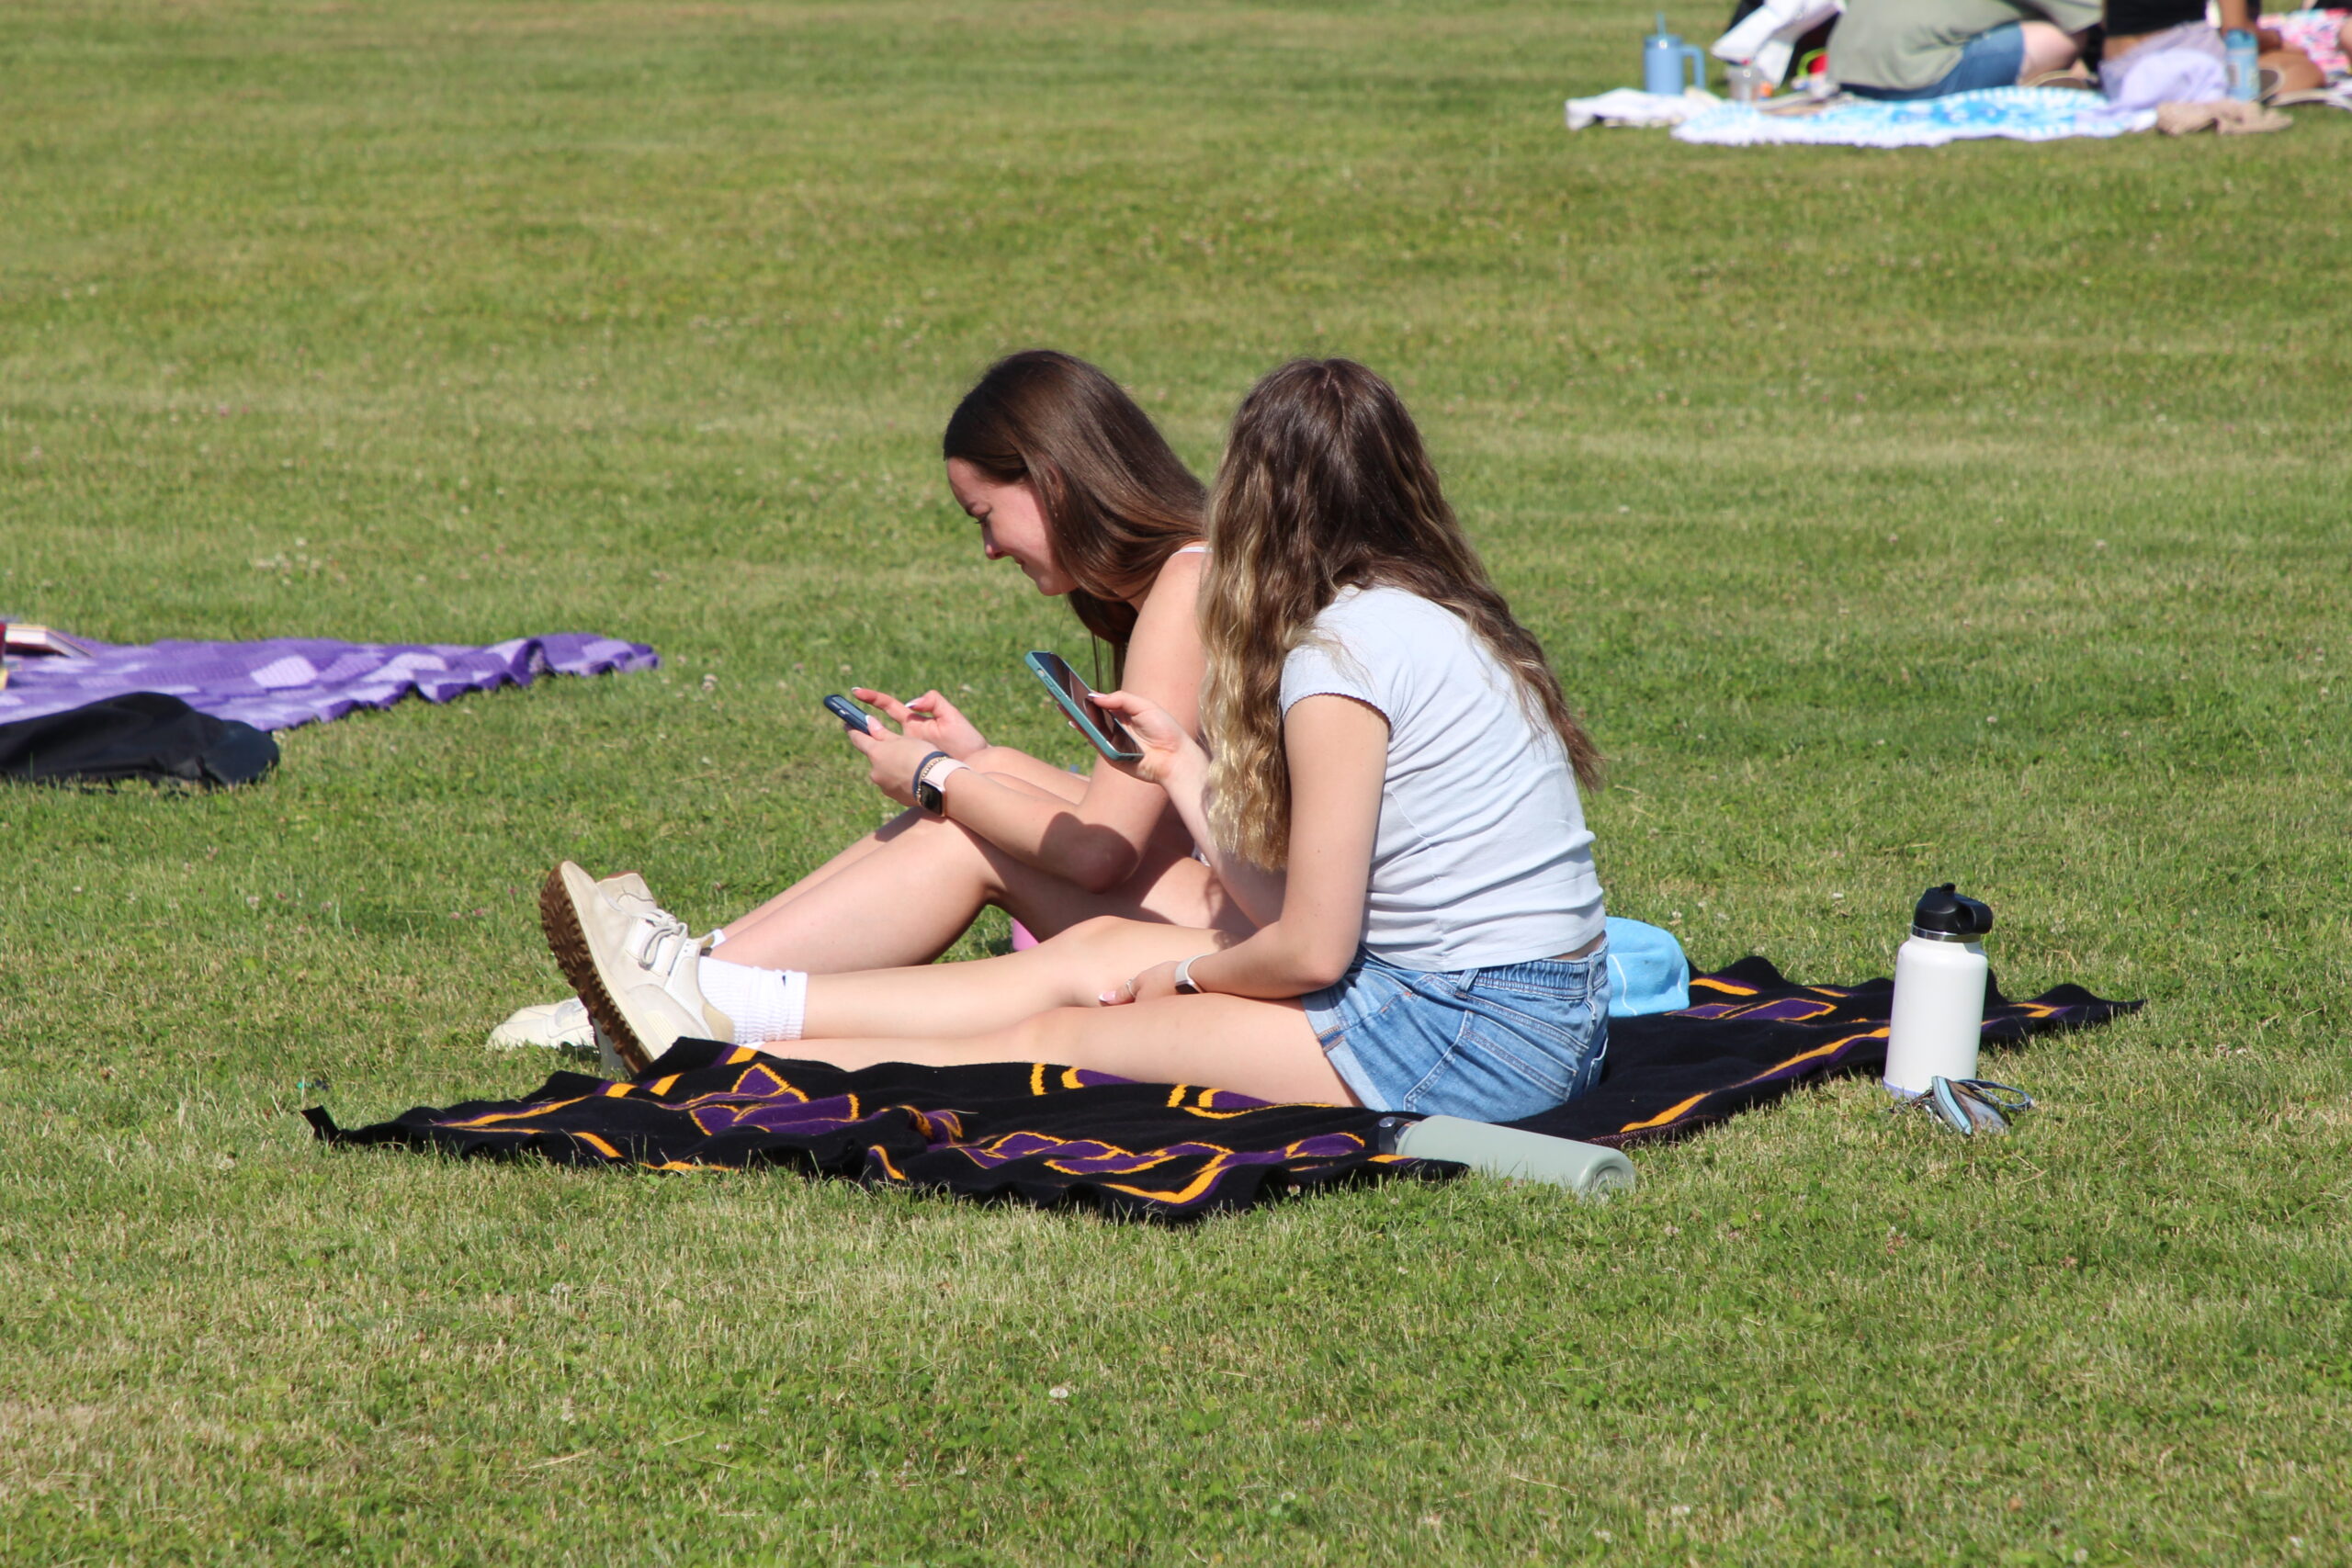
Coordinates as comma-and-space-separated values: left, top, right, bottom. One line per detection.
758, 992, 1356, 1107
961, 745, 1093, 803
705, 741, 1233, 974
2015, 21, 2082, 81
800, 916, 1234, 1039
715, 747, 1088, 943
716, 815, 902, 938
716, 816, 1247, 976
2260, 47, 2323, 94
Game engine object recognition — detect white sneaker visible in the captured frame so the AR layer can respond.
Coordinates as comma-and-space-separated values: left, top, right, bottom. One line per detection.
485, 871, 672, 1055
487, 996, 599, 1053
538, 861, 732, 1076
596, 869, 661, 919
594, 870, 723, 953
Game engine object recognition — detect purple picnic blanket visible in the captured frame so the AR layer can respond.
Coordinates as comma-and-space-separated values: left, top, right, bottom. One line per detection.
0, 632, 658, 732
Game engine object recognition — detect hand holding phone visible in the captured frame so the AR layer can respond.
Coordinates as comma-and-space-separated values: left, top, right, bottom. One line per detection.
1084, 688, 1202, 790
1024, 651, 1143, 761
822, 694, 876, 733
854, 686, 988, 758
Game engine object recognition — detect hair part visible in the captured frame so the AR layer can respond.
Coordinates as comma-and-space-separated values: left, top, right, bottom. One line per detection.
942, 350, 1205, 678
1199, 358, 1603, 867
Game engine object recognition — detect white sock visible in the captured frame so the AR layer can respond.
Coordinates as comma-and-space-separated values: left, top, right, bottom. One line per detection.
706, 928, 729, 949
697, 957, 808, 1044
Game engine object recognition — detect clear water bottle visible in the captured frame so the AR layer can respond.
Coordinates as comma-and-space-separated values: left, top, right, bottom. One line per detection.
1883, 884, 1995, 1097
2226, 28, 2261, 101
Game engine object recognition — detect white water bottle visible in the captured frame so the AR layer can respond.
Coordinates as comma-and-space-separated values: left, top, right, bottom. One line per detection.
1883, 884, 1995, 1097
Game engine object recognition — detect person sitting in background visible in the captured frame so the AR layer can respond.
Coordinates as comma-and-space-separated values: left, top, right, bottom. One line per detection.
2254, 7, 2350, 91
1828, 0, 2099, 100
2098, 0, 2283, 107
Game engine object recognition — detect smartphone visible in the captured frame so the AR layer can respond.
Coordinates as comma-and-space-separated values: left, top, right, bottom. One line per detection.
1024, 651, 1143, 761
822, 694, 876, 733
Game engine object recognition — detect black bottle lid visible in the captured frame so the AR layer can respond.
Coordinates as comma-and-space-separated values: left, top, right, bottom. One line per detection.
1912, 883, 1994, 942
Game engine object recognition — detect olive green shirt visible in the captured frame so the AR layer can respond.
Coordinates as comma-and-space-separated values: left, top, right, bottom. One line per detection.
1826, 0, 2100, 92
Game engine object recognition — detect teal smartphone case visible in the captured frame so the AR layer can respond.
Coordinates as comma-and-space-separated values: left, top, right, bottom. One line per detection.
1024, 651, 1142, 761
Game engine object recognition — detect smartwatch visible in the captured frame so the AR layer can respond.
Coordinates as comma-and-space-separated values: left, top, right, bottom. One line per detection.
1172, 954, 1205, 995
913, 752, 968, 816
910, 750, 949, 814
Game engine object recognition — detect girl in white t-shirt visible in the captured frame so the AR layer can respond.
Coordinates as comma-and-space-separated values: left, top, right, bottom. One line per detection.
540, 358, 1611, 1120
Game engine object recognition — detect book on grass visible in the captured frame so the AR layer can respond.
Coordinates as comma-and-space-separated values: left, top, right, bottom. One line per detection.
0, 622, 96, 688
2, 624, 96, 658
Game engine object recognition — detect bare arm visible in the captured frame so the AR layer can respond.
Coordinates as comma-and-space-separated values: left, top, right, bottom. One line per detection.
1096, 708, 1287, 928
842, 551, 1208, 894
1095, 693, 1385, 1002
1182, 695, 1384, 997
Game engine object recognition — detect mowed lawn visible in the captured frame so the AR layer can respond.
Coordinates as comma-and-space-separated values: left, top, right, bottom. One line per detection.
4, 1, 2347, 1562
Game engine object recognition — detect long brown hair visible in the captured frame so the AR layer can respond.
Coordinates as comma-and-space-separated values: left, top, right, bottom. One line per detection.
942, 351, 1204, 678
1200, 358, 1603, 867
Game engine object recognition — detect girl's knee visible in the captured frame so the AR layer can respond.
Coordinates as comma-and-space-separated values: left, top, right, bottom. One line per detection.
1001, 1006, 1092, 1063
993, 916, 1142, 1009
1039, 914, 1147, 959
897, 809, 993, 863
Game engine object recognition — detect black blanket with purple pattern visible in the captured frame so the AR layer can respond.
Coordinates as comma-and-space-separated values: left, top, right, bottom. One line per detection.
308, 957, 2139, 1222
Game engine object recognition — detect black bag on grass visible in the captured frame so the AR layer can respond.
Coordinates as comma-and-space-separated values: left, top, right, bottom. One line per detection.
0, 691, 277, 787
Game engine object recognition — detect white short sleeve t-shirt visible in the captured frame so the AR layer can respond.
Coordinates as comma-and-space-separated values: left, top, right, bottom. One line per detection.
1279, 584, 1605, 970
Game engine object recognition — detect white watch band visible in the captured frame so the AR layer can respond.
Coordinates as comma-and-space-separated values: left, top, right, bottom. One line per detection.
1173, 954, 1205, 995
920, 755, 968, 806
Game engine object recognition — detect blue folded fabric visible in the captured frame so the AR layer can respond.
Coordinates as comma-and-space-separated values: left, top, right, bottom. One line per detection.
1605, 917, 1690, 1017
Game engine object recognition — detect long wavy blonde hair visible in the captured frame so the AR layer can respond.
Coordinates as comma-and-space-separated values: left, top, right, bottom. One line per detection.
1199, 359, 1603, 867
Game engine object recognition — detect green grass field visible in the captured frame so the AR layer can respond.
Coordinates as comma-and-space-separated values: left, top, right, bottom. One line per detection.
5, 1, 2348, 1562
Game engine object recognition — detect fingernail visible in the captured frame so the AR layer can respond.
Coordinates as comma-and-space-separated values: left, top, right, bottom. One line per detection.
1097, 991, 1118, 1005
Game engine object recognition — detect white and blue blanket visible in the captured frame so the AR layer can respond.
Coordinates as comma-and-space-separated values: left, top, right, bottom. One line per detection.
1674, 86, 2155, 148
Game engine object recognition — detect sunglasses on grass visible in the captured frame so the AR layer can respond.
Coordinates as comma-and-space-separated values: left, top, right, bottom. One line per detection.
1887, 1077, 2036, 1136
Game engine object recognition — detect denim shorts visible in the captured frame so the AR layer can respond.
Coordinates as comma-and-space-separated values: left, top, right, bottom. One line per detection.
1849, 21, 2026, 100
1303, 944, 1611, 1121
